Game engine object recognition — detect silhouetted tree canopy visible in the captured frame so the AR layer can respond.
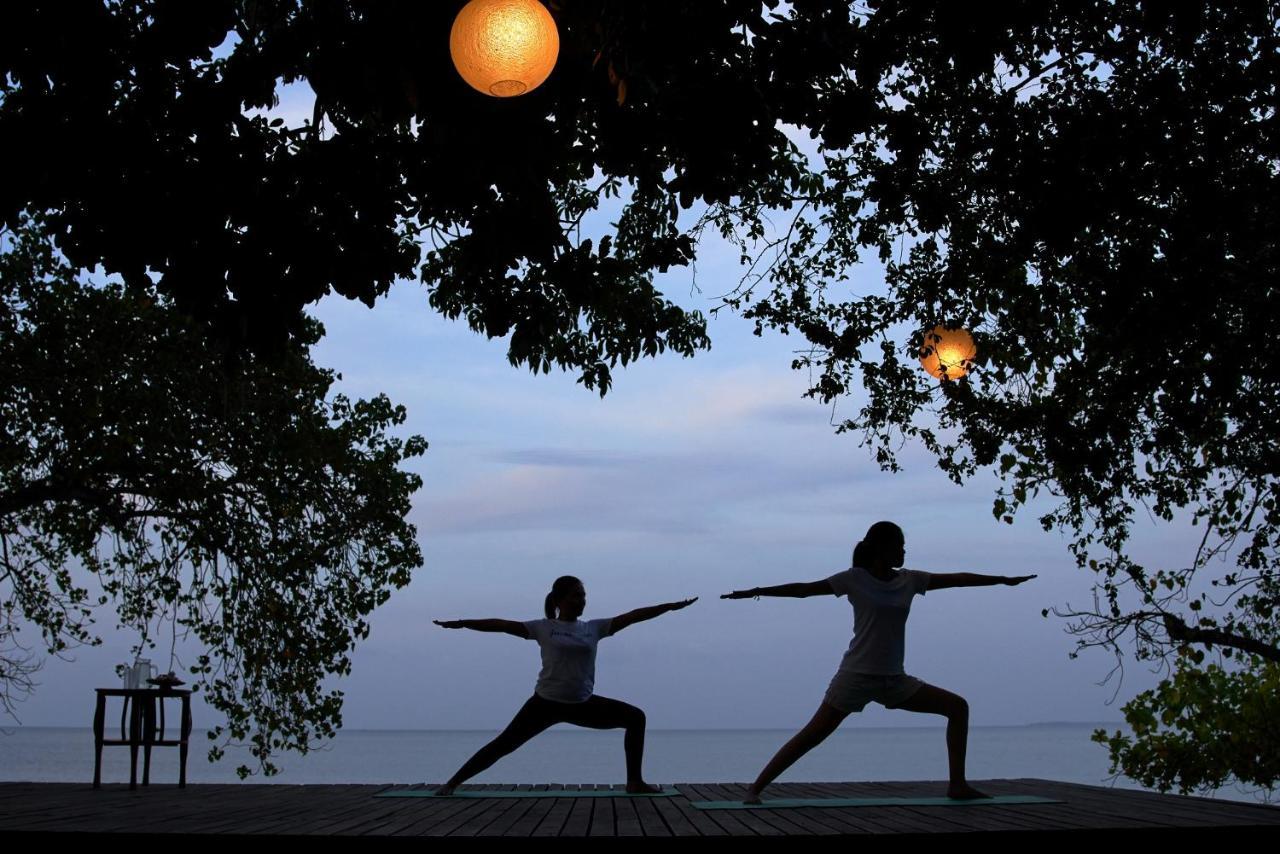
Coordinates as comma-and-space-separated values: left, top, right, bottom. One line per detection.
1, 216, 426, 776
3, 1, 1277, 791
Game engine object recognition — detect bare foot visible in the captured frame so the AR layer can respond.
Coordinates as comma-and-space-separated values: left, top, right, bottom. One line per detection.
435, 785, 455, 797
742, 790, 763, 805
947, 783, 990, 800
626, 782, 664, 795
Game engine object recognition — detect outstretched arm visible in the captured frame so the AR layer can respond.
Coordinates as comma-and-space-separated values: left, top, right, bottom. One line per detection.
433, 619, 530, 639
608, 598, 698, 636
721, 580, 836, 600
926, 573, 1036, 591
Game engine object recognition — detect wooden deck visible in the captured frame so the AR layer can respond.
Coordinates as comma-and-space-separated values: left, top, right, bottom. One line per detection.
1, 779, 1277, 837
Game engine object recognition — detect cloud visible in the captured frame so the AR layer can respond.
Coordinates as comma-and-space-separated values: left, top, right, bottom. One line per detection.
412, 435, 954, 539
491, 449, 633, 469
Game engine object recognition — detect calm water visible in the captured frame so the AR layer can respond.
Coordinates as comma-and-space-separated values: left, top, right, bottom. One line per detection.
0, 724, 1154, 785
0, 724, 1267, 803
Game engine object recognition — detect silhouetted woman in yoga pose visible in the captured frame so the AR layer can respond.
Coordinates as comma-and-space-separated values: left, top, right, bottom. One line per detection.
433, 576, 696, 795
723, 520, 1035, 803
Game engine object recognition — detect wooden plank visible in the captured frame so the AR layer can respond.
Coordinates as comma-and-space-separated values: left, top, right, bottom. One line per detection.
901, 779, 1094, 834
439, 783, 518, 836
936, 782, 1099, 833
587, 784, 615, 836
373, 786, 472, 836
801, 782, 963, 834
989, 780, 1213, 831
782, 782, 909, 835
1015, 780, 1221, 829
721, 780, 853, 837
385, 793, 480, 837
680, 783, 762, 836
460, 783, 540, 839
219, 786, 346, 835
861, 781, 1043, 834
686, 783, 783, 839
791, 782, 941, 835
345, 792, 438, 836
646, 787, 704, 836
293, 784, 404, 836
969, 781, 1131, 833
118, 785, 273, 835
2, 780, 1275, 836
234, 784, 365, 836
125, 789, 258, 836
687, 783, 784, 836
731, 782, 848, 836
657, 785, 728, 837
419, 783, 508, 837
530, 784, 575, 837
1031, 779, 1280, 826
0, 793, 122, 831
559, 785, 595, 837
142, 784, 287, 836
68, 788, 240, 834
499, 784, 557, 837
609, 785, 647, 837
225, 785, 332, 836
398, 786, 497, 837
473, 783, 540, 837
630, 787, 674, 836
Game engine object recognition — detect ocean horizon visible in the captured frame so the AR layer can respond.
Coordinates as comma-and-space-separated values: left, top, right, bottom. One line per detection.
1, 723, 1269, 805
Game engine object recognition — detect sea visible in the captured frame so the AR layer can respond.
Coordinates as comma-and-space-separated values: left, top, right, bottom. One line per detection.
0, 724, 1268, 804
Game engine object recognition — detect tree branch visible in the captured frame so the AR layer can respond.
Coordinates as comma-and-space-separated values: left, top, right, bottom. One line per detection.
1162, 613, 1280, 663
1008, 53, 1081, 94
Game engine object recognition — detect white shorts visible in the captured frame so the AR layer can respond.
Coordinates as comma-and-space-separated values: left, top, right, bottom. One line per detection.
824, 671, 924, 713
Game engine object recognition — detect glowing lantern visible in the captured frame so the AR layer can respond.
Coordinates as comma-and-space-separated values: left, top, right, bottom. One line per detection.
919, 325, 977, 380
449, 0, 560, 97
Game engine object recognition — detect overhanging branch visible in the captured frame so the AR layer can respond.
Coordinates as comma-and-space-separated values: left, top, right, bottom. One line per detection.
1162, 613, 1280, 663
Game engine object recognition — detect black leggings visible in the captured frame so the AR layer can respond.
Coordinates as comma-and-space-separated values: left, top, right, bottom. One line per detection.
444, 694, 648, 787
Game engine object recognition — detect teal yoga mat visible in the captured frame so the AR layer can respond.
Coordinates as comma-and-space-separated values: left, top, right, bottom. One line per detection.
691, 794, 1062, 810
376, 787, 679, 799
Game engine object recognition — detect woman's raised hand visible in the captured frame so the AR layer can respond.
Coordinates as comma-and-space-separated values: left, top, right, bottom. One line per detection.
433, 619, 466, 629
720, 588, 757, 600
1004, 575, 1037, 586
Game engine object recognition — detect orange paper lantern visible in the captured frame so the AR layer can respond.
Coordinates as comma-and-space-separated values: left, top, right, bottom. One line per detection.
450, 0, 560, 97
919, 325, 977, 380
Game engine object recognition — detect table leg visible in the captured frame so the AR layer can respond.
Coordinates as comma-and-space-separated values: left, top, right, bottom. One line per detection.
180, 696, 192, 788
128, 696, 141, 790
93, 694, 106, 788
142, 695, 155, 786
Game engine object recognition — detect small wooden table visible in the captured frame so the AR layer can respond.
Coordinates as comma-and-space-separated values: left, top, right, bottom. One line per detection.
93, 688, 193, 789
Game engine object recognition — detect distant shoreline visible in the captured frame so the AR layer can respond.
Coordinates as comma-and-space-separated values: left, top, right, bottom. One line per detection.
2, 721, 1125, 732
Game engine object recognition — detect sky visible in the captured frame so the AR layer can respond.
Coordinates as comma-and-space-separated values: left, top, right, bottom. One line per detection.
8, 72, 1214, 735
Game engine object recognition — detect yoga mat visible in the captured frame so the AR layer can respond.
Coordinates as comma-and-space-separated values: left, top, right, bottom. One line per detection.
691, 794, 1062, 810
376, 786, 679, 799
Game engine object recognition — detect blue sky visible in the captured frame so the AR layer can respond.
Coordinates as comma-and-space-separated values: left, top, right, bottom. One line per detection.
12, 75, 1212, 735
17, 210, 1203, 732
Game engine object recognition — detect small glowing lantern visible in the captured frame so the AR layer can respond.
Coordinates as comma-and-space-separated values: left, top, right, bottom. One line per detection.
919, 325, 977, 380
450, 0, 560, 97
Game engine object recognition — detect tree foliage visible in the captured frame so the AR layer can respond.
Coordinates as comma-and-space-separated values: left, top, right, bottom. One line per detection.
3, 1, 1278, 790
1093, 651, 1279, 794
1, 218, 426, 774
701, 2, 1280, 794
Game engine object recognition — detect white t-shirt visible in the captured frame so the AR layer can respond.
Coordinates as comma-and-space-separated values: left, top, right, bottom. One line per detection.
826, 567, 931, 675
522, 618, 613, 703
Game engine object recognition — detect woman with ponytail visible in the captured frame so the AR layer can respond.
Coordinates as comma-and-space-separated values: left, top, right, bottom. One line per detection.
723, 521, 1035, 803
433, 576, 696, 795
